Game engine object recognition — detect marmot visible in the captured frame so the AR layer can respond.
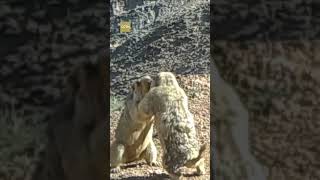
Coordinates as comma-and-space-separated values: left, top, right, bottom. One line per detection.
138, 72, 206, 179
110, 76, 159, 172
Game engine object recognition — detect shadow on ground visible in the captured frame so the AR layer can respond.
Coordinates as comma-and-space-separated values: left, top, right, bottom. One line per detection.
119, 173, 170, 180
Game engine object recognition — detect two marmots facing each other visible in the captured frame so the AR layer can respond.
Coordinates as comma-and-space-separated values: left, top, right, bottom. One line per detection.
111, 72, 206, 179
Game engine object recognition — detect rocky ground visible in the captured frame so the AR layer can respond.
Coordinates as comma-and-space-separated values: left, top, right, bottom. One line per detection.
110, 0, 210, 96
110, 75, 210, 180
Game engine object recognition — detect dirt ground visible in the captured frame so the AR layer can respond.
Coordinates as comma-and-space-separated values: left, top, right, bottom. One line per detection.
110, 74, 210, 180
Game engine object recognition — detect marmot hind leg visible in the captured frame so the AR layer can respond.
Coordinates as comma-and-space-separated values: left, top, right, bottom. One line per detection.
185, 144, 207, 176
141, 140, 160, 166
195, 158, 205, 175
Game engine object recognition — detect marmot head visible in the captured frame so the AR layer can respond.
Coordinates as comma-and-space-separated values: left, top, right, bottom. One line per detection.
131, 75, 153, 103
151, 72, 179, 87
